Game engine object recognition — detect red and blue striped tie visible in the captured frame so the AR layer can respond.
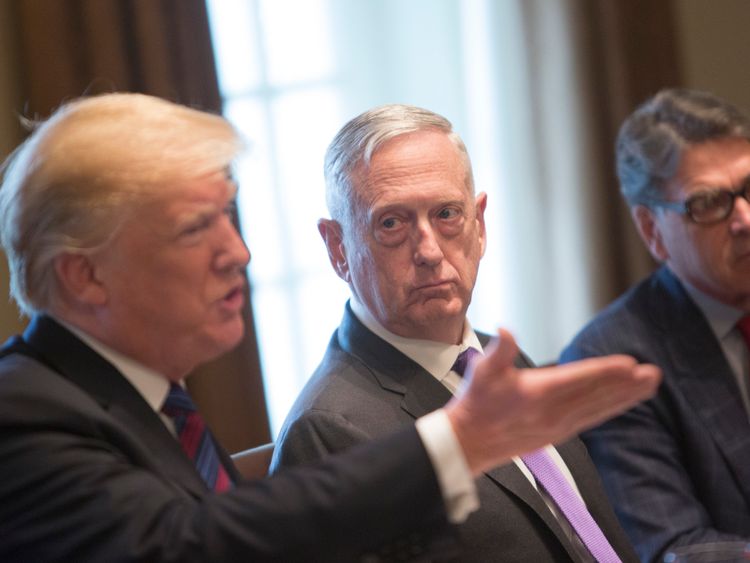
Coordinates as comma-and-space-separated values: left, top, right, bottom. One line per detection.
162, 383, 232, 492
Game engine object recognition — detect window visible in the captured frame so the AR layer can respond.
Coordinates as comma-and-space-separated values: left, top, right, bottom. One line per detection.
208, 0, 352, 435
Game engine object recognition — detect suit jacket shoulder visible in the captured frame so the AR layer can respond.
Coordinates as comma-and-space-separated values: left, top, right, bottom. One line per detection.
274, 303, 637, 562
561, 266, 750, 561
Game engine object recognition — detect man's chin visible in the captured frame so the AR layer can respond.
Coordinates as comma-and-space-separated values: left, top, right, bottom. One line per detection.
403, 301, 466, 334
414, 297, 464, 317
206, 318, 246, 358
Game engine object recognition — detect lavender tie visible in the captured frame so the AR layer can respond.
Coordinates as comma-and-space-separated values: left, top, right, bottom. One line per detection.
451, 348, 621, 562
451, 347, 481, 377
521, 450, 621, 562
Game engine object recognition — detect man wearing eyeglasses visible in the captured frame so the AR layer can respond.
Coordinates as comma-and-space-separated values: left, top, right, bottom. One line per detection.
561, 88, 750, 562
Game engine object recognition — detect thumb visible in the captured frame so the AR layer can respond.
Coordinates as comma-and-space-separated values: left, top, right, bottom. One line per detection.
475, 328, 519, 377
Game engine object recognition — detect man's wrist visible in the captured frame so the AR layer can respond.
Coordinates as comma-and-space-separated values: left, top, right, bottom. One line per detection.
415, 409, 479, 523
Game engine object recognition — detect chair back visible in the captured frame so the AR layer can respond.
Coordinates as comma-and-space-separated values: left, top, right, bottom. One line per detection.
231, 442, 275, 480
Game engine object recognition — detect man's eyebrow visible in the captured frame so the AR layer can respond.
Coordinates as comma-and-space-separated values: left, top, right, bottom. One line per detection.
174, 203, 220, 226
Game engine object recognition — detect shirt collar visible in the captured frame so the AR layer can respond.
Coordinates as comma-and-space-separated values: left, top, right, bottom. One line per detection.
349, 297, 483, 379
53, 317, 171, 412
678, 274, 744, 341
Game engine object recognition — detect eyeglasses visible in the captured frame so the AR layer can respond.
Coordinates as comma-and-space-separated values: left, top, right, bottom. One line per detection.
647, 180, 750, 224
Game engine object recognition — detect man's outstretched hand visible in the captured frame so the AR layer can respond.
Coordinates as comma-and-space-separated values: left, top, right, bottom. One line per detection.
445, 328, 661, 476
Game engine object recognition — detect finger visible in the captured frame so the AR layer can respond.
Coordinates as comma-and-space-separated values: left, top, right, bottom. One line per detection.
545, 354, 638, 378
552, 358, 660, 401
522, 355, 645, 399
633, 363, 662, 384
478, 328, 519, 373
534, 367, 660, 435
514, 359, 660, 425
531, 365, 657, 414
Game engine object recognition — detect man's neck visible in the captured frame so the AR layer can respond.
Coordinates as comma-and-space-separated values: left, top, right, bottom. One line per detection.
49, 308, 188, 382
51, 314, 172, 413
349, 297, 465, 345
348, 297, 482, 380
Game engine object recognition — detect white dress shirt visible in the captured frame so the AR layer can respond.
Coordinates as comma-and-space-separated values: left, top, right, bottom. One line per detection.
680, 278, 750, 416
55, 318, 176, 433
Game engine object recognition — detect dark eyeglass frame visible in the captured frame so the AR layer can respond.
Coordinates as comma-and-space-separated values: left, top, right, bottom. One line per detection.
646, 179, 750, 224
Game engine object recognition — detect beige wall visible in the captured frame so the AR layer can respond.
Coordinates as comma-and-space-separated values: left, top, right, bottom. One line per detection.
0, 0, 25, 341
675, 0, 750, 112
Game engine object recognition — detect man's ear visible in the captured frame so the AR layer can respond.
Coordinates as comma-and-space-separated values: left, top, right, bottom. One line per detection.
475, 192, 488, 257
53, 253, 107, 306
318, 218, 351, 282
631, 205, 669, 262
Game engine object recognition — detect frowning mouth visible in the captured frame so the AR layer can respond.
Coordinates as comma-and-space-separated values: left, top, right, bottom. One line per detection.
413, 280, 455, 294
416, 279, 453, 289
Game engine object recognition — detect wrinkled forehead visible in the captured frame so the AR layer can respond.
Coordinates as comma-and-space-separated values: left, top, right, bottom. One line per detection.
351, 132, 472, 200
140, 168, 236, 201
668, 137, 750, 194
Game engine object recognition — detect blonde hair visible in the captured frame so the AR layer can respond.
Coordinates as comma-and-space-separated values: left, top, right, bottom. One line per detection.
0, 92, 243, 316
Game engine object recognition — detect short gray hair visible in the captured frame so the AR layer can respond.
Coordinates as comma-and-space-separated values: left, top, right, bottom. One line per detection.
324, 104, 473, 228
616, 88, 750, 207
0, 92, 243, 316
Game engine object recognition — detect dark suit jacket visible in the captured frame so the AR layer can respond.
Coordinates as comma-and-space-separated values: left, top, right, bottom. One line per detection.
0, 315, 455, 563
272, 303, 637, 562
561, 266, 750, 562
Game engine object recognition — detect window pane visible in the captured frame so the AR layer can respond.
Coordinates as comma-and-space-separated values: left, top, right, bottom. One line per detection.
206, 0, 263, 94
252, 285, 299, 432
259, 0, 335, 86
296, 272, 349, 380
270, 87, 342, 270
224, 98, 288, 283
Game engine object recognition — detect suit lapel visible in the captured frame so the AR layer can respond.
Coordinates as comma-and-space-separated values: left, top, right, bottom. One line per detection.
337, 304, 587, 558
485, 460, 587, 560
557, 439, 638, 560
652, 268, 750, 502
22, 316, 208, 497
336, 303, 453, 417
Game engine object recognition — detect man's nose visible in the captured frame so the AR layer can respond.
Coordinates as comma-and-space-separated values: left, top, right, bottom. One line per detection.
730, 195, 750, 234
413, 223, 444, 267
216, 217, 251, 271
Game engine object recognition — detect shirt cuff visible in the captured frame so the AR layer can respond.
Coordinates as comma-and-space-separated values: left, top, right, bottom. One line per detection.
415, 408, 479, 523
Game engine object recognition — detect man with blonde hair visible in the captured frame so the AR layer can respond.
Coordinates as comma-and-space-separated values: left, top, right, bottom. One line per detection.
0, 93, 658, 562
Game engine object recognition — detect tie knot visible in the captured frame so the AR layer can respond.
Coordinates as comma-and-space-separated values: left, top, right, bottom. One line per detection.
737, 316, 750, 347
162, 383, 197, 417
451, 347, 481, 377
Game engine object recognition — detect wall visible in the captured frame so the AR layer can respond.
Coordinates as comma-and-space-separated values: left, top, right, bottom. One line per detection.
674, 0, 750, 112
